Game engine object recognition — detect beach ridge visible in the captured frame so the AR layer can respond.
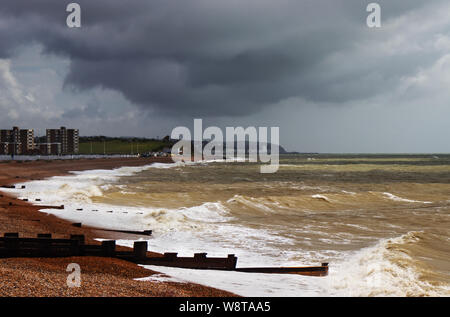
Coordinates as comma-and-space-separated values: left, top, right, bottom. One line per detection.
0, 157, 237, 297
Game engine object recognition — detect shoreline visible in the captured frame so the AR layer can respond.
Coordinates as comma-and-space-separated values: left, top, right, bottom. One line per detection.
0, 157, 237, 297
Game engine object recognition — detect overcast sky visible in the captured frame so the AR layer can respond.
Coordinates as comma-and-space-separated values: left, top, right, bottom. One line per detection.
0, 0, 449, 153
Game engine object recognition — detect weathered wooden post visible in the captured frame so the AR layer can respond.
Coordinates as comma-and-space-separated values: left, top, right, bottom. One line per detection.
101, 240, 116, 257
193, 253, 208, 268
36, 234, 52, 256
194, 253, 207, 261
70, 234, 85, 244
70, 234, 85, 256
4, 233, 19, 238
4, 233, 19, 256
68, 239, 80, 256
133, 241, 148, 260
37, 233, 52, 238
227, 254, 238, 269
163, 252, 178, 261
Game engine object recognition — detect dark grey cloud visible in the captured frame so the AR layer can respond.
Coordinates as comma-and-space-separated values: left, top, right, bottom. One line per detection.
0, 0, 448, 117
62, 100, 104, 119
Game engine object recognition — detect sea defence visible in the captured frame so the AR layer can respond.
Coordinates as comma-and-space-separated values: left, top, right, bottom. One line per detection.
0, 233, 328, 277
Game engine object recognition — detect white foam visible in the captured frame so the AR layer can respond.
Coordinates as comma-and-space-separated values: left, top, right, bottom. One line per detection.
0, 162, 181, 231
382, 192, 432, 204
134, 231, 449, 297
226, 195, 276, 213
135, 273, 187, 284
327, 231, 450, 297
140, 265, 329, 297
2, 165, 339, 297
3, 163, 447, 296
311, 194, 331, 202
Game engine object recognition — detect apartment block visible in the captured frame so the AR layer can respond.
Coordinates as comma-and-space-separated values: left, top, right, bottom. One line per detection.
46, 127, 79, 154
19, 129, 35, 154
38, 143, 62, 155
0, 127, 35, 155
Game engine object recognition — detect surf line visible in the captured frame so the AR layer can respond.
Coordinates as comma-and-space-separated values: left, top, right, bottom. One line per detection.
171, 119, 279, 173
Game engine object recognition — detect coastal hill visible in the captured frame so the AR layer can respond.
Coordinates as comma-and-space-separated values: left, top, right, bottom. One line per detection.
78, 136, 290, 155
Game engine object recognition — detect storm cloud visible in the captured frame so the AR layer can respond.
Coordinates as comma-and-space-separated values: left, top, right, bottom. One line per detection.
1, 0, 450, 152
1, 0, 448, 117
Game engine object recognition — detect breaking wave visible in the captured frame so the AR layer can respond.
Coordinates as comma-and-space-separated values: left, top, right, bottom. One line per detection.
329, 231, 450, 296
140, 202, 232, 231
311, 194, 331, 203
382, 192, 432, 204
3, 158, 449, 297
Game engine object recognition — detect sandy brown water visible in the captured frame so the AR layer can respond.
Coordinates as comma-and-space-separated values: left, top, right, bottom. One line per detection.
22, 154, 450, 296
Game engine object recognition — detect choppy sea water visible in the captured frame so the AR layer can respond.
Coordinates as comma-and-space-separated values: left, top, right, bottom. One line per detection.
5, 155, 450, 296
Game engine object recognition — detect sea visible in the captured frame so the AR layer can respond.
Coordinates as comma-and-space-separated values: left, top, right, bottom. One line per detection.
5, 154, 450, 296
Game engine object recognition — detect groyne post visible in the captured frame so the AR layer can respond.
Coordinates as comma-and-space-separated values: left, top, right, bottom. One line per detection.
101, 240, 116, 257
133, 241, 148, 260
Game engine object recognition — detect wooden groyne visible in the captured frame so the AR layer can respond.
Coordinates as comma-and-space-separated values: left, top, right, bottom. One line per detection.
100, 229, 153, 236
0, 233, 235, 270
70, 223, 152, 236
135, 252, 238, 270
0, 233, 328, 276
32, 204, 65, 210
0, 233, 85, 258
1, 185, 26, 189
235, 264, 329, 277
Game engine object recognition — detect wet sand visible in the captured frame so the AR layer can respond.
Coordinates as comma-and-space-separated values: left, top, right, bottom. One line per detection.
0, 158, 237, 297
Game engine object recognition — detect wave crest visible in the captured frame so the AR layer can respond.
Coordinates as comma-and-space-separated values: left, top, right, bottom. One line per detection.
329, 231, 450, 296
